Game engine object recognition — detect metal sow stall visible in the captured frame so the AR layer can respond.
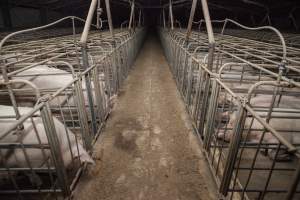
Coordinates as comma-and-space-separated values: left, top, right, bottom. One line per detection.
159, 12, 300, 200
0, 8, 145, 199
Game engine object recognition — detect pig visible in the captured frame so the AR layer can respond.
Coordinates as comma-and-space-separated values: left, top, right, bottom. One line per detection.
15, 65, 74, 90
0, 105, 94, 168
217, 94, 300, 160
7, 65, 110, 109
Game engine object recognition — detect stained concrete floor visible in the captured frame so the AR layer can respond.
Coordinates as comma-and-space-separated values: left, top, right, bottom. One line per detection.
73, 33, 217, 200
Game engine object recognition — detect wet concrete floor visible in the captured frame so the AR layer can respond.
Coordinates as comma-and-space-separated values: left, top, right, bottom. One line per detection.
74, 33, 217, 200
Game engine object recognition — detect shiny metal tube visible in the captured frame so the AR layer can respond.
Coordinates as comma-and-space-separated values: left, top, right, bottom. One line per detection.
80, 0, 97, 45
129, 0, 135, 31
169, 0, 174, 30
186, 0, 197, 42
105, 0, 115, 40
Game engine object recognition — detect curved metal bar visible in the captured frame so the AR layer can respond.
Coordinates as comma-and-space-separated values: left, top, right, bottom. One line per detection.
175, 20, 182, 29
247, 81, 290, 100
0, 16, 96, 51
186, 42, 199, 51
218, 62, 248, 77
121, 20, 129, 30
198, 19, 225, 32
222, 18, 287, 63
0, 79, 41, 99
192, 46, 206, 54
48, 61, 76, 78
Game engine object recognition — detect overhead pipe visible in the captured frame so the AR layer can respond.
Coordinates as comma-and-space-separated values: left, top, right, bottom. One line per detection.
79, 0, 97, 45
96, 0, 102, 29
129, 0, 135, 31
169, 0, 174, 30
185, 0, 197, 42
200, 0, 215, 45
162, 8, 166, 28
242, 0, 267, 9
138, 9, 142, 27
105, 0, 115, 40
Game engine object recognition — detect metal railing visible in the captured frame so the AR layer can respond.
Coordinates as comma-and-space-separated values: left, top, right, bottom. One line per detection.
0, 3, 145, 198
159, 13, 300, 199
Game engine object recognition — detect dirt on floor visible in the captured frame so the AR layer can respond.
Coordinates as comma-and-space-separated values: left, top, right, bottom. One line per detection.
73, 33, 217, 200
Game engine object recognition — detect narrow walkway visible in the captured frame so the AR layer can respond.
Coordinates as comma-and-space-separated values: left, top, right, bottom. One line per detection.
74, 33, 216, 200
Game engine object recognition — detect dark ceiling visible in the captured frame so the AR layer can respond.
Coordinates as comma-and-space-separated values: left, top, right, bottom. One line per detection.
1, 0, 300, 31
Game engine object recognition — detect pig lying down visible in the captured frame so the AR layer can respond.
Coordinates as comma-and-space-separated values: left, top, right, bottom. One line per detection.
0, 105, 94, 167
6, 65, 110, 109
217, 94, 300, 161
0, 105, 94, 185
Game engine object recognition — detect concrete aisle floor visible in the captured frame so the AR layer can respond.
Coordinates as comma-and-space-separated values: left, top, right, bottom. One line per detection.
74, 33, 217, 200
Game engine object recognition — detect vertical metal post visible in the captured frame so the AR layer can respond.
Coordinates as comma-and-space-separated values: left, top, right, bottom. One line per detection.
138, 9, 142, 27
133, 5, 136, 31
129, 0, 135, 31
162, 8, 166, 28
1, 66, 21, 121
104, 0, 118, 97
169, 0, 174, 30
219, 106, 247, 195
74, 79, 92, 151
197, 0, 216, 134
203, 79, 219, 150
81, 46, 98, 136
186, 0, 198, 42
79, 0, 99, 136
96, 0, 101, 29
290, 14, 299, 31
40, 102, 70, 196
105, 0, 115, 40
286, 162, 300, 200
143, 11, 145, 26
267, 14, 272, 26
221, 20, 228, 35
72, 17, 81, 70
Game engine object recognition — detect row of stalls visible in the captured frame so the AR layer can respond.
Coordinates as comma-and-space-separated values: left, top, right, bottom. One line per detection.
159, 18, 300, 200
0, 15, 146, 199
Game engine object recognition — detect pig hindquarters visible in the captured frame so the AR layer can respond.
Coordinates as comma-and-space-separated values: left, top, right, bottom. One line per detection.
0, 105, 94, 168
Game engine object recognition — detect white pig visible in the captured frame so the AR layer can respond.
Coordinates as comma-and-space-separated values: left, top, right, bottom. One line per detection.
217, 95, 300, 159
0, 105, 94, 168
10, 65, 109, 108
